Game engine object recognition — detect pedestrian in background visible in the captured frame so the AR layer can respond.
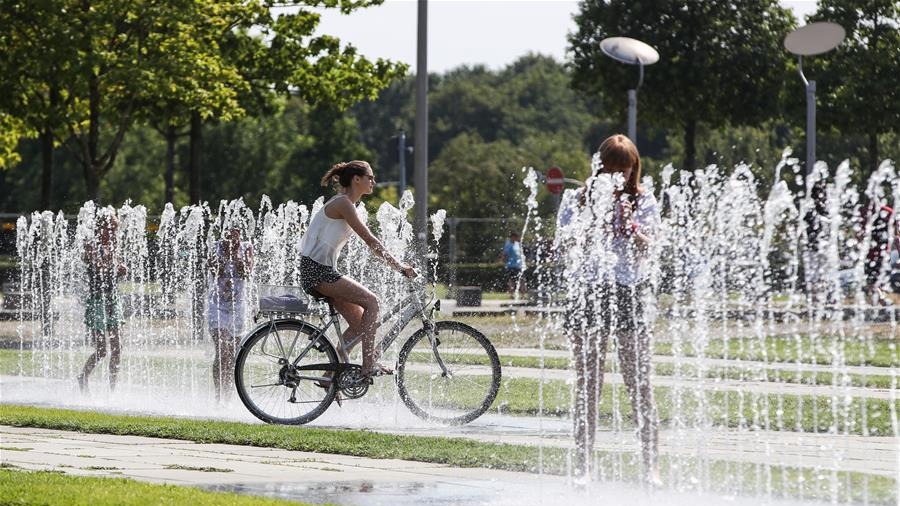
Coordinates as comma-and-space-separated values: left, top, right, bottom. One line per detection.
500, 231, 526, 297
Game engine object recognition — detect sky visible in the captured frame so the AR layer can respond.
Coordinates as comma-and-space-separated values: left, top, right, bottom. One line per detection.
307, 1, 821, 74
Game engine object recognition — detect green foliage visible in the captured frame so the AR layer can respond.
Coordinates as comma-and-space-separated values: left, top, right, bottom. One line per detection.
200, 99, 374, 210
0, 113, 32, 169
807, 0, 900, 174
569, 0, 797, 169
438, 263, 513, 291
0, 0, 405, 202
354, 54, 597, 189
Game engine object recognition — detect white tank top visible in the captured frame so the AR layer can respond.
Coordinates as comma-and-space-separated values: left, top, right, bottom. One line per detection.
300, 195, 354, 266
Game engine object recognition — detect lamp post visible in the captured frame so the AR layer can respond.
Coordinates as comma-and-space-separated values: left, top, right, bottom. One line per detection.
414, 0, 428, 260
784, 22, 845, 175
599, 37, 659, 146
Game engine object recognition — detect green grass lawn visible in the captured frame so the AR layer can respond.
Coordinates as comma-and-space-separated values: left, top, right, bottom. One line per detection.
477, 352, 897, 388
652, 335, 898, 368
494, 377, 898, 436
0, 405, 895, 505
4, 345, 895, 389
0, 468, 320, 506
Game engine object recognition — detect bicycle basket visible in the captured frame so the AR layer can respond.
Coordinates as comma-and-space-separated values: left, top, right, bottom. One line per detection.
256, 285, 313, 316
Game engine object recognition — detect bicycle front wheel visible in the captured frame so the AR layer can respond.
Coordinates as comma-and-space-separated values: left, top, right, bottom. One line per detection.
235, 320, 338, 425
396, 320, 501, 425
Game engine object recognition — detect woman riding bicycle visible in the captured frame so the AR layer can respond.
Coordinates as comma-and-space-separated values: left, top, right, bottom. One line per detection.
300, 160, 417, 377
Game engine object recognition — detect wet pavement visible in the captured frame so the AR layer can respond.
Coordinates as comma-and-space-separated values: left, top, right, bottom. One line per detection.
0, 426, 846, 506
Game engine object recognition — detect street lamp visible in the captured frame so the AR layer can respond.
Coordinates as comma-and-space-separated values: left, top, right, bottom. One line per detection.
599, 37, 659, 146
784, 22, 845, 175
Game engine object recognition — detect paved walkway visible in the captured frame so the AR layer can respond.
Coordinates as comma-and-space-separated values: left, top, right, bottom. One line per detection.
0, 426, 851, 506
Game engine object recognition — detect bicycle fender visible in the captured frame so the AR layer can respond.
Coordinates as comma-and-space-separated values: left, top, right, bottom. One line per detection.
238, 318, 324, 348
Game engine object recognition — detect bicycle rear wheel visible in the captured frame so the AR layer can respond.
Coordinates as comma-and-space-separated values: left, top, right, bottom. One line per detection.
235, 320, 338, 425
396, 320, 501, 425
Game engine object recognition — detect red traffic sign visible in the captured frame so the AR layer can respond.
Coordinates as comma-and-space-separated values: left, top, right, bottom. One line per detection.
546, 166, 564, 195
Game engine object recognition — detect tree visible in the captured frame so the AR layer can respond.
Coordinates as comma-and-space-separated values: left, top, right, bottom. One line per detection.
494, 54, 596, 146
0, 3, 78, 207
199, 98, 373, 208
2, 0, 405, 205
180, 2, 407, 203
569, 0, 796, 170
1, 0, 249, 203
808, 0, 900, 175
353, 54, 598, 187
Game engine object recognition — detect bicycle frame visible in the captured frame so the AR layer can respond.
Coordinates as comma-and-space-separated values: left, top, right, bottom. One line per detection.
245, 280, 447, 380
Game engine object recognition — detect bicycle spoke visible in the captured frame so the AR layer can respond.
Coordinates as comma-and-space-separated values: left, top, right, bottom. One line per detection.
236, 321, 338, 425
397, 321, 501, 425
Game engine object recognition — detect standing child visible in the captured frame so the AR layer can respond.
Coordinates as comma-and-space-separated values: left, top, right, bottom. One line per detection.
78, 211, 126, 392
208, 224, 253, 401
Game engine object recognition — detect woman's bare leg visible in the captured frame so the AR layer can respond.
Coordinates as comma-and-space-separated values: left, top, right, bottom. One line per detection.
572, 328, 607, 479
313, 277, 382, 372
78, 330, 107, 392
108, 327, 121, 391
220, 331, 238, 399
211, 329, 239, 401
330, 298, 363, 362
572, 332, 593, 477
211, 329, 226, 401
616, 286, 659, 484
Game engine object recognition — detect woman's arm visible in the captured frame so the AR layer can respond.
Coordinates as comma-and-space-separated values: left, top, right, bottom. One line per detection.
620, 197, 656, 250
208, 243, 224, 277
238, 243, 254, 278
334, 198, 416, 277
83, 242, 95, 264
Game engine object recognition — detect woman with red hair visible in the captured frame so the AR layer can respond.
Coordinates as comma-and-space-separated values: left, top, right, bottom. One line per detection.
558, 134, 660, 484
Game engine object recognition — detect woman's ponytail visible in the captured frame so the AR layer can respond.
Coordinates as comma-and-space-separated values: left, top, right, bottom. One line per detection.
320, 161, 371, 189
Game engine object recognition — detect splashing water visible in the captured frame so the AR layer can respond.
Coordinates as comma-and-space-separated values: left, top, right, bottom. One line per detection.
7, 155, 900, 505
10, 193, 444, 407
523, 155, 898, 501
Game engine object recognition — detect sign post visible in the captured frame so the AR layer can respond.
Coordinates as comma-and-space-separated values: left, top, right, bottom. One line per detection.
546, 166, 564, 195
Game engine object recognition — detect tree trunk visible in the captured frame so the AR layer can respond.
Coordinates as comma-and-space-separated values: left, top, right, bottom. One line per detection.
683, 119, 697, 171
868, 132, 879, 176
189, 111, 202, 203
40, 85, 60, 210
84, 163, 101, 203
165, 124, 176, 205
40, 128, 53, 210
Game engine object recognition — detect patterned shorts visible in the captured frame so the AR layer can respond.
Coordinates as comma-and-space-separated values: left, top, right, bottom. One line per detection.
84, 296, 123, 332
300, 256, 343, 295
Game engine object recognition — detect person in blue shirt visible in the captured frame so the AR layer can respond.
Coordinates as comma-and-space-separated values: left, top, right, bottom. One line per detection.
501, 232, 526, 296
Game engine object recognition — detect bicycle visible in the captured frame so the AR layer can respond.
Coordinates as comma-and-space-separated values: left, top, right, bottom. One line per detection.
234, 280, 501, 426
